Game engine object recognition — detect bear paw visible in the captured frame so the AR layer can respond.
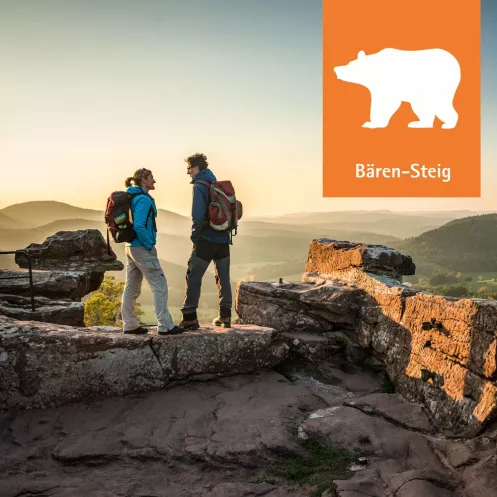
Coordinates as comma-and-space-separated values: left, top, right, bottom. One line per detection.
442, 122, 457, 129
362, 122, 387, 129
408, 120, 434, 128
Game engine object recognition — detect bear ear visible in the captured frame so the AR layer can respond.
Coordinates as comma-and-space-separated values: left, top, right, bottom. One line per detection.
357, 50, 366, 59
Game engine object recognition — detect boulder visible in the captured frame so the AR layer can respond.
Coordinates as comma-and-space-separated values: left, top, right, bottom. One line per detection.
235, 280, 361, 332
0, 315, 288, 410
0, 269, 91, 301
0, 294, 84, 326
15, 229, 123, 292
305, 239, 415, 280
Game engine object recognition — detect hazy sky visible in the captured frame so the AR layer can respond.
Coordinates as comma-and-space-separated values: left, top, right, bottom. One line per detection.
1, 0, 496, 216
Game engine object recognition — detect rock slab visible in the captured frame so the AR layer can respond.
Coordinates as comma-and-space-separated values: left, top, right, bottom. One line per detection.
0, 315, 288, 411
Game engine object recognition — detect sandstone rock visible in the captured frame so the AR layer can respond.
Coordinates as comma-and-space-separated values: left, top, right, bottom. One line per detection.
344, 393, 433, 433
0, 371, 326, 497
461, 454, 497, 497
236, 238, 497, 437
15, 229, 123, 292
305, 239, 415, 280
235, 280, 361, 332
302, 404, 462, 497
0, 269, 91, 300
203, 483, 310, 497
280, 331, 343, 363
0, 315, 288, 410
151, 324, 289, 382
0, 294, 84, 326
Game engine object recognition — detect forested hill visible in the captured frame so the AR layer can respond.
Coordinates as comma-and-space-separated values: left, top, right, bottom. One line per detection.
393, 214, 497, 274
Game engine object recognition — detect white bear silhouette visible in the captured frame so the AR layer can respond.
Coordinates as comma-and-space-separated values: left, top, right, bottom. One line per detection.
334, 48, 461, 129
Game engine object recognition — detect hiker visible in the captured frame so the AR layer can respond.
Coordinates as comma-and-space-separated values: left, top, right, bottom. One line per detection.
177, 153, 232, 330
121, 168, 182, 335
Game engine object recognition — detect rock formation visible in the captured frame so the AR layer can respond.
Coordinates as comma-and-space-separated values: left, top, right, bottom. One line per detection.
14, 229, 123, 292
0, 315, 287, 411
2, 235, 497, 495
237, 239, 497, 438
0, 229, 123, 325
0, 294, 84, 326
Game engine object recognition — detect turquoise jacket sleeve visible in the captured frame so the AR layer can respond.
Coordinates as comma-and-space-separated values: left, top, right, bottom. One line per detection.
133, 195, 154, 250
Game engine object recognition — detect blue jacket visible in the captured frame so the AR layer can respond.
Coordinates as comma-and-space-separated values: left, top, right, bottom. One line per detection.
191, 169, 231, 244
125, 186, 157, 250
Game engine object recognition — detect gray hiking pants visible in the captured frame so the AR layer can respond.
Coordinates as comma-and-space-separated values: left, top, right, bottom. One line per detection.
181, 239, 232, 317
121, 245, 175, 332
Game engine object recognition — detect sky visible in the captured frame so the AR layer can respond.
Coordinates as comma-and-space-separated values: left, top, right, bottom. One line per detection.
1, 0, 496, 216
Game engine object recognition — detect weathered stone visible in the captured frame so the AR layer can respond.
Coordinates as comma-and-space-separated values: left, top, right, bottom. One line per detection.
0, 315, 288, 410
301, 405, 461, 497
255, 239, 497, 437
344, 393, 433, 433
15, 229, 124, 292
280, 331, 343, 363
0, 371, 325, 496
235, 280, 361, 332
151, 324, 288, 381
0, 269, 91, 300
305, 239, 415, 279
461, 454, 497, 497
0, 294, 84, 326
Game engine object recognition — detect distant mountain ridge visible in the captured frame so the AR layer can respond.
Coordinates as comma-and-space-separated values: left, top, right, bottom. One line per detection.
0, 200, 190, 233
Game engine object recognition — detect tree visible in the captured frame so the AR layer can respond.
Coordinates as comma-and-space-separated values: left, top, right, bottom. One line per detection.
444, 285, 469, 297
84, 275, 144, 327
478, 275, 485, 282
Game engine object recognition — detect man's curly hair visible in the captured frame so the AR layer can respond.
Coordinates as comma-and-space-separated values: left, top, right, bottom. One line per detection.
185, 153, 208, 170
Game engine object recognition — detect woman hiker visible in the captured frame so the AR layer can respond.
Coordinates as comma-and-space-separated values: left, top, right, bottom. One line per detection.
121, 168, 183, 335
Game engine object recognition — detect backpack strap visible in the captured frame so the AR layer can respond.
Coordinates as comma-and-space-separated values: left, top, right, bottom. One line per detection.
145, 205, 157, 233
196, 180, 211, 188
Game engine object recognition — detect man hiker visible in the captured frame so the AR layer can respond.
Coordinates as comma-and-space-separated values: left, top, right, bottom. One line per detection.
177, 153, 232, 331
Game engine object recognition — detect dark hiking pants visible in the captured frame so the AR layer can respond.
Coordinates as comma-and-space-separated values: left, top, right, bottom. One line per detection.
181, 239, 232, 318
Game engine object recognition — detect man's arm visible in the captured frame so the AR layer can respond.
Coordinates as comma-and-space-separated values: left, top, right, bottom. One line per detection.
191, 183, 208, 243
133, 196, 154, 250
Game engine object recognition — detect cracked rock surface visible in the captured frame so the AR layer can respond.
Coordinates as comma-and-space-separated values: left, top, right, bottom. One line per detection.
2, 363, 496, 496
0, 316, 288, 410
0, 371, 322, 497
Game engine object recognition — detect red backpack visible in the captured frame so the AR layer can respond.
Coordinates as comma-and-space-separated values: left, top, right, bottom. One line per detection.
197, 180, 243, 237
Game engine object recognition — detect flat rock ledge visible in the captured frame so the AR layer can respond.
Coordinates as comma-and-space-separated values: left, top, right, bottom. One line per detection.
0, 315, 288, 411
0, 269, 92, 301
0, 294, 84, 326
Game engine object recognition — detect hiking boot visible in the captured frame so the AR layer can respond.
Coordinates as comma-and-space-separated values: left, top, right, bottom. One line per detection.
158, 326, 185, 336
213, 316, 231, 328
123, 326, 149, 335
176, 319, 200, 331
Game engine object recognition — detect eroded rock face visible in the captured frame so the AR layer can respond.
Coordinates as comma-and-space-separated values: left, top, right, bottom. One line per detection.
15, 229, 123, 292
0, 269, 91, 300
0, 315, 288, 411
236, 280, 361, 332
0, 294, 84, 326
237, 238, 497, 437
305, 239, 415, 280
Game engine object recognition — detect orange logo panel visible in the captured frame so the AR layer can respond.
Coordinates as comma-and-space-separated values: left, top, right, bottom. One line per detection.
323, 0, 481, 197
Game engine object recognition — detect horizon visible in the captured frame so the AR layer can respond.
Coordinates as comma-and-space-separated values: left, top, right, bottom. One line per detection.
2, 0, 497, 215
1, 198, 496, 220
